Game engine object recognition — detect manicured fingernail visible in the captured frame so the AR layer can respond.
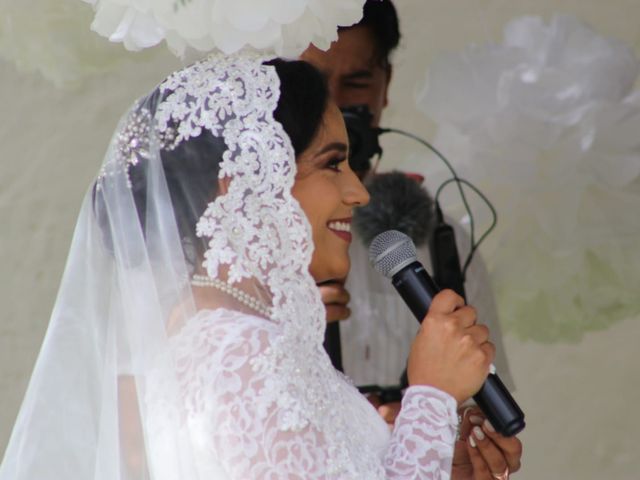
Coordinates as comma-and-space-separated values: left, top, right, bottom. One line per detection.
473, 426, 485, 441
462, 406, 475, 420
469, 415, 484, 425
469, 435, 477, 448
483, 419, 495, 432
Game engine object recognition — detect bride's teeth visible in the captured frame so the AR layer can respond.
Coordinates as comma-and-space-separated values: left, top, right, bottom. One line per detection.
329, 221, 351, 232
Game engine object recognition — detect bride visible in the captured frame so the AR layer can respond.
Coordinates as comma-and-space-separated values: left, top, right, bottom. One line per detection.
0, 54, 494, 479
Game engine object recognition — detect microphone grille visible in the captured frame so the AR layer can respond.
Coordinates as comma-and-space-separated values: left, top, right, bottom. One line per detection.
369, 230, 418, 278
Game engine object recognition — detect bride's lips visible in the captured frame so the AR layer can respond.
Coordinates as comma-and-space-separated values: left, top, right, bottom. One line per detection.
327, 217, 352, 243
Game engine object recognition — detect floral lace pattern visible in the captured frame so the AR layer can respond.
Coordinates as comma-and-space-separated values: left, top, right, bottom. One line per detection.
169, 54, 314, 297
146, 309, 458, 479
159, 54, 334, 447
385, 388, 459, 479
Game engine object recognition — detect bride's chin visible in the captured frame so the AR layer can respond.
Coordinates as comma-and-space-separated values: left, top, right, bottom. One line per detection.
309, 262, 350, 285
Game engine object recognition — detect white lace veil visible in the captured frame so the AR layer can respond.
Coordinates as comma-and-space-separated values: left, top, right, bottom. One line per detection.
0, 53, 327, 480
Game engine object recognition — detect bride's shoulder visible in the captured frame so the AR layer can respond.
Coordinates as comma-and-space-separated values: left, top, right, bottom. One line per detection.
192, 307, 275, 325
170, 308, 280, 359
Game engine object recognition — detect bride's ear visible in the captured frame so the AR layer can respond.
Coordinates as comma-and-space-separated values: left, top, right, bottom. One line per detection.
217, 176, 231, 195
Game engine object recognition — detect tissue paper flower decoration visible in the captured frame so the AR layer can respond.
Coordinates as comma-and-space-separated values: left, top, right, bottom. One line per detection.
0, 0, 159, 88
417, 14, 640, 342
81, 0, 365, 57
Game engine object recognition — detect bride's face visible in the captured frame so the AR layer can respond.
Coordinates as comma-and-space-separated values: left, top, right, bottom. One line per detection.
292, 102, 370, 283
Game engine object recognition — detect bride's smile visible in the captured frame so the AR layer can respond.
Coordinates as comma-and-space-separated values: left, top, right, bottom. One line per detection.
327, 217, 353, 243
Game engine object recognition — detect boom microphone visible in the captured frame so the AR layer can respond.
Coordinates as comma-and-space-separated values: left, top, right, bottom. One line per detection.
369, 230, 525, 437
353, 171, 434, 248
353, 171, 467, 298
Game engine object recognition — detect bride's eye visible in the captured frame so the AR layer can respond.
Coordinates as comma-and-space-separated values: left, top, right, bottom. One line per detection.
325, 155, 346, 172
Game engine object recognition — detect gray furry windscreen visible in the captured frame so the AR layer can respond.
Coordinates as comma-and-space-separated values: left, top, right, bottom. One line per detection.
353, 171, 434, 247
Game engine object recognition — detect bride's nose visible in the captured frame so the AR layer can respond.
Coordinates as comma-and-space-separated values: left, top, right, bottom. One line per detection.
343, 168, 370, 207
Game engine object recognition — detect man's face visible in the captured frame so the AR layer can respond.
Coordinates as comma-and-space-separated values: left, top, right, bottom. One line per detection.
301, 25, 391, 127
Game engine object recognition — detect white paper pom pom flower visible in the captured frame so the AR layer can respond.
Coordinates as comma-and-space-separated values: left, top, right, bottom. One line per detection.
83, 0, 365, 57
418, 15, 640, 342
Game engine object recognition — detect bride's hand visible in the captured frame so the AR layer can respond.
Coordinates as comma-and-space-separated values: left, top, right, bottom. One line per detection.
318, 281, 351, 323
452, 406, 523, 480
407, 289, 495, 405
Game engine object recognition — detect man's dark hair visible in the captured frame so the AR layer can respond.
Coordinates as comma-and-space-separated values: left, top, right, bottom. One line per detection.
340, 0, 401, 67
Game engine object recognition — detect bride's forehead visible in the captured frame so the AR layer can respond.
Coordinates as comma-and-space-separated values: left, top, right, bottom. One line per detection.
305, 114, 347, 154
318, 104, 348, 139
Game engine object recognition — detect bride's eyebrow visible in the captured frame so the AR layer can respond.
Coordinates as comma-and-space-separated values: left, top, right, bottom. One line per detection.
315, 142, 348, 157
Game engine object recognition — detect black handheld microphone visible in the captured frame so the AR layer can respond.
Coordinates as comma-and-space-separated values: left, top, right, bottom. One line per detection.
369, 230, 525, 437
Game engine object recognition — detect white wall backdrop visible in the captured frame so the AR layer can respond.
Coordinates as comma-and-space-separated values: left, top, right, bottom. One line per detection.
1, 1, 639, 478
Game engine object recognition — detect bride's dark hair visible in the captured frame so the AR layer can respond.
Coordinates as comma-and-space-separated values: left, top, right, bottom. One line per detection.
94, 59, 329, 268
266, 58, 329, 155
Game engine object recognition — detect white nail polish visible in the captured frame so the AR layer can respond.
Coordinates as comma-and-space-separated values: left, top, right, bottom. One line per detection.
484, 419, 495, 432
469, 435, 477, 448
469, 415, 484, 425
473, 426, 485, 441
461, 406, 475, 421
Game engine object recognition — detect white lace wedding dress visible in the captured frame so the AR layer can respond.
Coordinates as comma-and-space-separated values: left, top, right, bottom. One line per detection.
1, 54, 459, 480
146, 309, 458, 479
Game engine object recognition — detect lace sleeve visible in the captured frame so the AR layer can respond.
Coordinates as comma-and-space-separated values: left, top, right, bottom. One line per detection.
384, 386, 459, 479
167, 311, 458, 479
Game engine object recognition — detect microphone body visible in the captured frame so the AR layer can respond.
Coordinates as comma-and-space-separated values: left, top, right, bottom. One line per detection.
391, 260, 525, 437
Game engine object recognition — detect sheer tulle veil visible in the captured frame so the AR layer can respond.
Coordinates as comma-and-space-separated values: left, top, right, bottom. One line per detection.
0, 53, 330, 479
